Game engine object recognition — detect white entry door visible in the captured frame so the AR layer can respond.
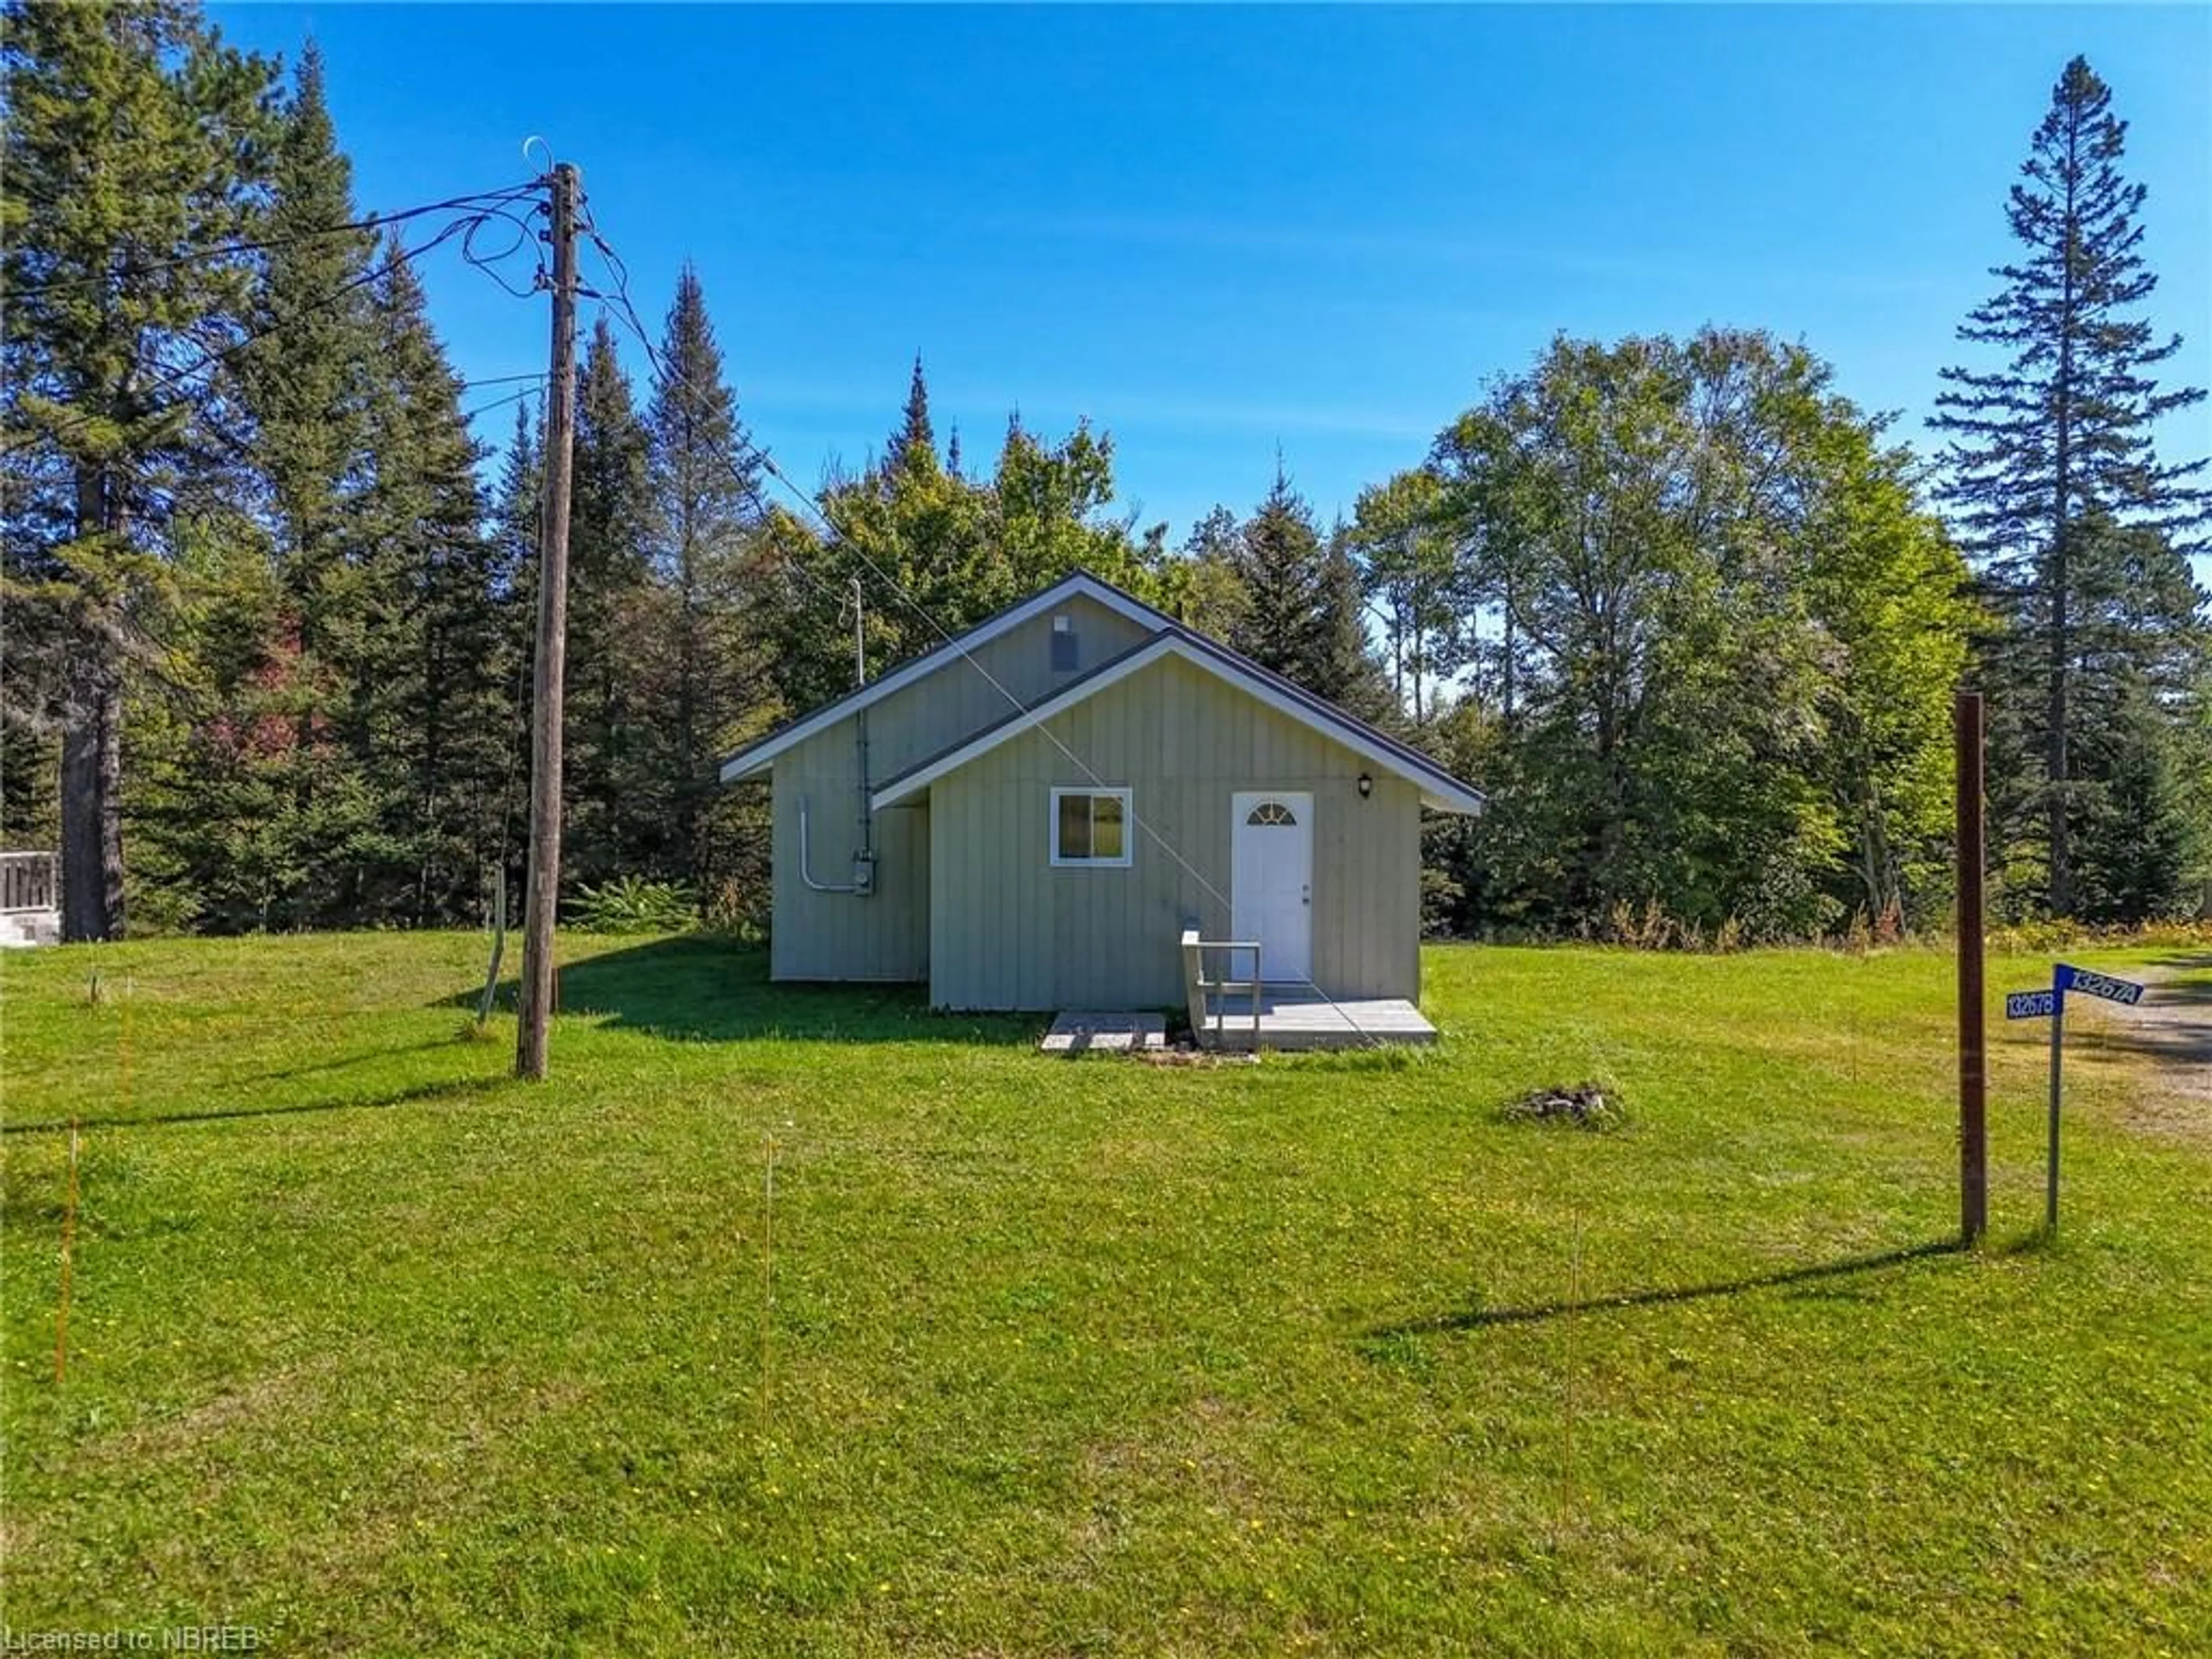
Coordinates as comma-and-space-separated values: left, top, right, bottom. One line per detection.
1231, 791, 1313, 983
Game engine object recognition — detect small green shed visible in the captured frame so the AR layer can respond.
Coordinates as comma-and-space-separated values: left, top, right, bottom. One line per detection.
719, 571, 1483, 1013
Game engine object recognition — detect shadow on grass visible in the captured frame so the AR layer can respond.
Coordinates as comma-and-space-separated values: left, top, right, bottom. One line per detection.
449, 934, 1041, 1047
2, 1074, 496, 1137
1370, 1238, 1964, 1335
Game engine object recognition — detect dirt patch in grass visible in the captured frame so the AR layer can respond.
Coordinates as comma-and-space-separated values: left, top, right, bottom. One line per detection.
97, 1357, 343, 1468
1499, 1081, 1627, 1131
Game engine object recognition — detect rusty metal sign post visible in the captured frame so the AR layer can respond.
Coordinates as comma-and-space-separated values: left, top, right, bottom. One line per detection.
2002, 963, 2147, 1233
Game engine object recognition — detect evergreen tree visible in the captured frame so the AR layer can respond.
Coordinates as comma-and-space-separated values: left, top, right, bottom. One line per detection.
1932, 55, 2209, 916
130, 506, 301, 931
219, 38, 380, 927
2061, 516, 2209, 919
488, 402, 543, 904
888, 353, 938, 479
646, 264, 767, 898
1228, 463, 1385, 709
349, 237, 501, 925
565, 316, 657, 886
236, 40, 373, 654
1, 0, 276, 938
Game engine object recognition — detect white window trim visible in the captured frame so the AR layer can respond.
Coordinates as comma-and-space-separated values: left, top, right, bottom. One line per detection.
1049, 786, 1134, 868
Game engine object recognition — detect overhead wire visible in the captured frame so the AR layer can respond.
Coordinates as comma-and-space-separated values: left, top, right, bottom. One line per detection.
0, 181, 544, 300
4, 188, 550, 460
575, 189, 1385, 1043
463, 384, 546, 424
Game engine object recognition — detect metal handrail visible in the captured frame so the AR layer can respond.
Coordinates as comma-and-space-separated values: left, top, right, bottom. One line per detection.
0, 851, 57, 914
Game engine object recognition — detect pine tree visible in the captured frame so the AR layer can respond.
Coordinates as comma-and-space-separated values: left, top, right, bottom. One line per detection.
131, 506, 302, 931
349, 236, 500, 925
566, 316, 656, 886
1932, 55, 2209, 915
1229, 464, 1324, 677
224, 37, 380, 928
888, 353, 938, 479
1229, 463, 1384, 708
488, 403, 543, 906
236, 40, 373, 647
1, 0, 276, 938
646, 263, 766, 896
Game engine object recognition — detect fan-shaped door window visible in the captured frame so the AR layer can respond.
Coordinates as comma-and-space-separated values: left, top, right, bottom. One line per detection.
1245, 800, 1299, 828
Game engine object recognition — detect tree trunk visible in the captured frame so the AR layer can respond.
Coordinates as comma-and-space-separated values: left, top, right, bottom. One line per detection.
59, 654, 125, 943
2047, 521, 2071, 917
60, 463, 127, 942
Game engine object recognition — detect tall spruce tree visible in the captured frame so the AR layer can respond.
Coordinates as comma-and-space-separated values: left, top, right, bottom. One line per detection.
1229, 463, 1385, 709
350, 236, 501, 925
214, 38, 379, 928
236, 41, 372, 647
646, 264, 766, 896
1, 0, 275, 938
566, 316, 656, 886
888, 353, 938, 479
488, 402, 543, 903
1932, 55, 2209, 916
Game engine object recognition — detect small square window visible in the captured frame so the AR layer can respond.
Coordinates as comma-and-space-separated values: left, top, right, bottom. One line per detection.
1050, 788, 1132, 867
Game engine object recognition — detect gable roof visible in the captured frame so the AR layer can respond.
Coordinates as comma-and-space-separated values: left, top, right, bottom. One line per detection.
718, 570, 1177, 783
869, 624, 1486, 815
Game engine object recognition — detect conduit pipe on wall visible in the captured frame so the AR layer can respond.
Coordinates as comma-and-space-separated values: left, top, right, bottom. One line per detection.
797, 794, 861, 894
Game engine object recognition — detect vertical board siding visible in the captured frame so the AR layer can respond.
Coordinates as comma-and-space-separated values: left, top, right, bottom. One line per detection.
928, 655, 1421, 1011
862, 592, 1154, 778
764, 593, 1151, 984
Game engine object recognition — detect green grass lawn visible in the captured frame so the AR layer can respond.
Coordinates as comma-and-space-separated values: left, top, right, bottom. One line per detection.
3, 933, 2207, 1657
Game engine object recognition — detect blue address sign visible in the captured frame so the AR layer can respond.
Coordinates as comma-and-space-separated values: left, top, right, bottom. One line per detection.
2005, 990, 2057, 1021
2055, 965, 2146, 1006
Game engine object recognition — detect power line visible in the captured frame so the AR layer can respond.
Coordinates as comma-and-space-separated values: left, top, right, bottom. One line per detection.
576, 196, 1384, 1044
462, 385, 544, 424
459, 371, 550, 393
0, 181, 543, 301
4, 194, 547, 460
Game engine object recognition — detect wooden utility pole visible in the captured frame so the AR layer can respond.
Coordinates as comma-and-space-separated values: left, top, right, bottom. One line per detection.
516, 161, 580, 1081
1955, 690, 1988, 1245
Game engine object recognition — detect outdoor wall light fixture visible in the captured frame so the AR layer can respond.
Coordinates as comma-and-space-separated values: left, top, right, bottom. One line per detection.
1357, 772, 1373, 798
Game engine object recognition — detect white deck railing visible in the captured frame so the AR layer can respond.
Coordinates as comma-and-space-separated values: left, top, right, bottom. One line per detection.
1179, 927, 1262, 1050
1, 851, 57, 914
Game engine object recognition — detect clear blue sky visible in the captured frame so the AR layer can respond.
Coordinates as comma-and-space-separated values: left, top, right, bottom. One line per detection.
211, 4, 2211, 552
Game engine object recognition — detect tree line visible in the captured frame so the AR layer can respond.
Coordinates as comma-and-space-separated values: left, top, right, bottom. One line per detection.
4, 10, 2206, 942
